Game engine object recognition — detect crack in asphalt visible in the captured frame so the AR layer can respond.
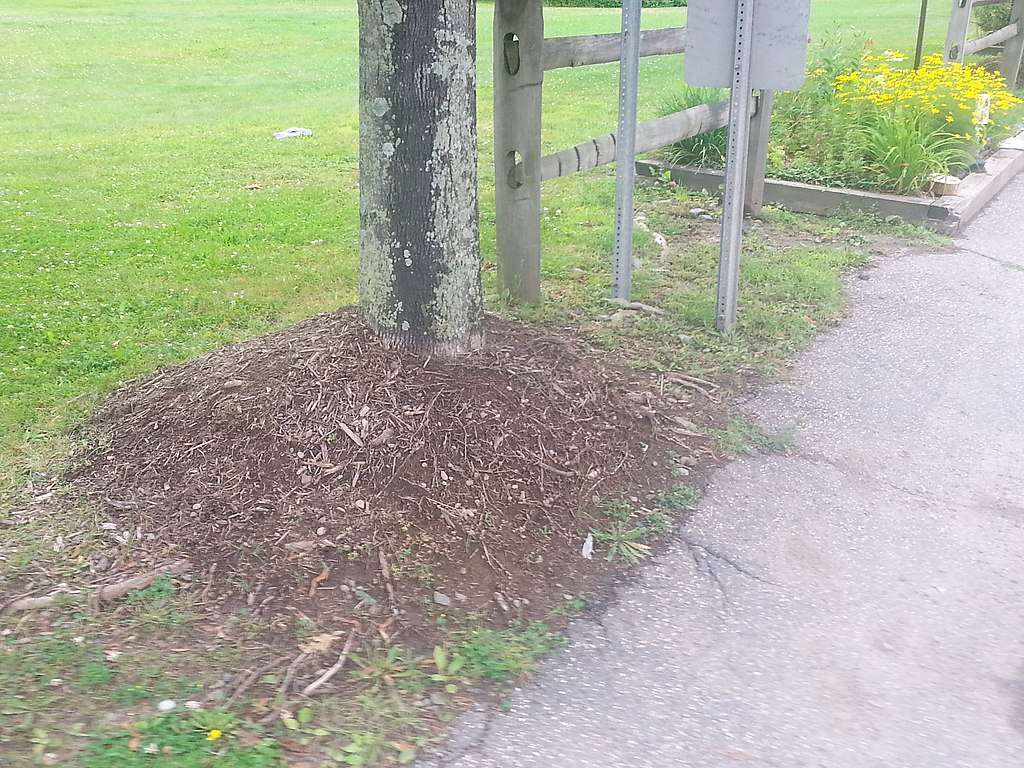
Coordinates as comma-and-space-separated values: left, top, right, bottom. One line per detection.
796, 449, 986, 514
684, 541, 732, 608
680, 537, 777, 606
956, 244, 1024, 273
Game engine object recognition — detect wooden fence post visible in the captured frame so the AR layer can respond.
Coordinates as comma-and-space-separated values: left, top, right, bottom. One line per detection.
744, 89, 774, 217
1002, 0, 1024, 86
494, 0, 544, 304
944, 0, 975, 63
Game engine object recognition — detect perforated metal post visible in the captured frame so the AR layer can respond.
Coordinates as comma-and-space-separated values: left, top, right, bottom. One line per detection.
611, 0, 643, 301
715, 0, 754, 333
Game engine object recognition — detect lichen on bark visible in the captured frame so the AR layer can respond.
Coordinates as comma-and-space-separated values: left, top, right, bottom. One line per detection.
357, 0, 484, 355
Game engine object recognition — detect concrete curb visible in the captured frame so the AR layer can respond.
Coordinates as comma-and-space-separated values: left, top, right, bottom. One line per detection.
637, 127, 1024, 234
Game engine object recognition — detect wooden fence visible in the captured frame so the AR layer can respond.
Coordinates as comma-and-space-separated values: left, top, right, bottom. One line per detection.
945, 0, 1024, 81
492, 0, 774, 303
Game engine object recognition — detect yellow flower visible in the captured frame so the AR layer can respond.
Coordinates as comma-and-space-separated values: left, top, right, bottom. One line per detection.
207, 730, 223, 742
830, 50, 1018, 138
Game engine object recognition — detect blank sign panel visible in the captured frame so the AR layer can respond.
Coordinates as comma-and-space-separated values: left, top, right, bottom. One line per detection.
685, 0, 811, 91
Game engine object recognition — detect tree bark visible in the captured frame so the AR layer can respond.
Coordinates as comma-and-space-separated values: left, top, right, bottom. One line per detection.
358, 0, 484, 355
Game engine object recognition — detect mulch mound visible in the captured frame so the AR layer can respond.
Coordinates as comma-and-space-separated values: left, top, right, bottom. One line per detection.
69, 310, 703, 623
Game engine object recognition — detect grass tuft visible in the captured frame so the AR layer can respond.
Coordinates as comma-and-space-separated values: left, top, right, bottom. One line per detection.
455, 623, 560, 682
82, 711, 281, 768
660, 484, 701, 512
714, 417, 795, 458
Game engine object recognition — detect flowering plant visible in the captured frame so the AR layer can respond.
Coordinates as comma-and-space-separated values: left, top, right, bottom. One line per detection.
666, 43, 1024, 194
836, 53, 1021, 147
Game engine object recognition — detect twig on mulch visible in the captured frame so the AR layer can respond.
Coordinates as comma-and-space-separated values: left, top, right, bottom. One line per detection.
257, 630, 357, 725
604, 298, 666, 316
378, 550, 398, 615
1, 591, 51, 615
307, 566, 330, 599
301, 628, 357, 697
200, 563, 218, 602
539, 461, 576, 478
90, 560, 193, 610
253, 595, 275, 617
479, 541, 510, 579
0, 560, 192, 616
223, 655, 291, 709
669, 415, 705, 439
666, 373, 718, 401
671, 372, 719, 389
338, 422, 364, 448
284, 540, 318, 553
372, 616, 396, 643
275, 652, 310, 706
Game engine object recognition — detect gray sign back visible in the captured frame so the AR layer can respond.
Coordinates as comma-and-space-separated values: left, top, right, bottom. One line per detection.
684, 0, 811, 91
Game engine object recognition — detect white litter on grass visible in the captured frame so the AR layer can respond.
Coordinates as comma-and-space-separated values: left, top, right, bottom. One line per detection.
273, 127, 313, 140
157, 699, 177, 712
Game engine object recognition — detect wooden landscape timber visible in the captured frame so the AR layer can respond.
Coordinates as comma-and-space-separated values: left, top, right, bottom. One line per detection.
637, 126, 1024, 234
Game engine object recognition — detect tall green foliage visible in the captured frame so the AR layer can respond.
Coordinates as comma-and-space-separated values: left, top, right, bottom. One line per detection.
660, 87, 728, 168
975, 4, 1011, 35
768, 33, 875, 189
860, 112, 970, 193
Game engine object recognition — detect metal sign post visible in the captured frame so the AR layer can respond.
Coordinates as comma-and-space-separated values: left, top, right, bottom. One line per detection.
685, 0, 811, 333
611, 0, 643, 301
715, 0, 755, 332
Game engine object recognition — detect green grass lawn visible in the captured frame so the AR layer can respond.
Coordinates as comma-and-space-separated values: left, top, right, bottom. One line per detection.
0, 0, 950, 493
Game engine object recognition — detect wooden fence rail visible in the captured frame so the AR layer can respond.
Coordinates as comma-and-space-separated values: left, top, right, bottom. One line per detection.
964, 21, 1020, 55
539, 101, 729, 181
543, 27, 687, 71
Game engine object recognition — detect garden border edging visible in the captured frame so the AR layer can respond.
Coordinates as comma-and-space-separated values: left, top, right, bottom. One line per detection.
636, 127, 1024, 234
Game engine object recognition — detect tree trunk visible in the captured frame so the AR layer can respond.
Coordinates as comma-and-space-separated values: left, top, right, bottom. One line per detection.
357, 0, 484, 356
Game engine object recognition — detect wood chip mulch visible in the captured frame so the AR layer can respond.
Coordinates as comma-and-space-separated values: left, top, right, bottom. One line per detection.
66, 309, 707, 621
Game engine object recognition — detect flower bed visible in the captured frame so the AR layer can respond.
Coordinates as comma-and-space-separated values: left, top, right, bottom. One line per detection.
665, 40, 1023, 195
